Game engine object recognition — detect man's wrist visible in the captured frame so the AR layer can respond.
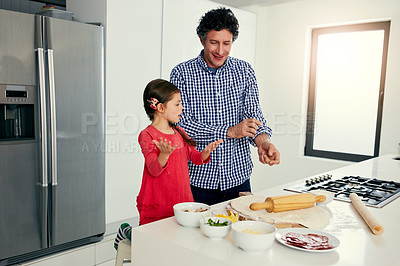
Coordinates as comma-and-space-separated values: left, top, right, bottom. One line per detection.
227, 127, 234, 139
254, 133, 270, 147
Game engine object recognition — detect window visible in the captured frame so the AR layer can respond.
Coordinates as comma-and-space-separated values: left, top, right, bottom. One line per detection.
305, 21, 390, 162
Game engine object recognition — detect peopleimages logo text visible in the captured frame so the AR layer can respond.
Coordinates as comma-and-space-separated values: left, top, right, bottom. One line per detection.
81, 112, 140, 135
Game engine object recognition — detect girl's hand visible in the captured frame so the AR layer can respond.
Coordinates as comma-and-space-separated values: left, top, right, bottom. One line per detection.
201, 139, 223, 161
153, 138, 177, 167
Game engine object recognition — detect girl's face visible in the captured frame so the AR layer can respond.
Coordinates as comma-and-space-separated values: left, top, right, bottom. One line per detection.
162, 92, 183, 123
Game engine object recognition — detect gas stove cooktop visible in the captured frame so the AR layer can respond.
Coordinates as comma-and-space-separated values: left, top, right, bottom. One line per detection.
284, 175, 400, 208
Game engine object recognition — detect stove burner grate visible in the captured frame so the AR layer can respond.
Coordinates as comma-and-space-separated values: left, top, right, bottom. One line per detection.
284, 175, 400, 208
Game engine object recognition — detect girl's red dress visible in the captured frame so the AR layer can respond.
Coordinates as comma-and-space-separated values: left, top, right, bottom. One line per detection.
136, 125, 209, 225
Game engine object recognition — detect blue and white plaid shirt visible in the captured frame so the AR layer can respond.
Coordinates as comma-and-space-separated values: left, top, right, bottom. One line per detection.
170, 51, 272, 191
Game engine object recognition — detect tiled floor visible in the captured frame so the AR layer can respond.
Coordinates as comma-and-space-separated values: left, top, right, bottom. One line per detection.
15, 217, 138, 266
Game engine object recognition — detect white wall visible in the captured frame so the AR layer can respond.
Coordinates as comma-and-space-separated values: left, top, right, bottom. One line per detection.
161, 0, 257, 79
244, 0, 400, 192
71, 0, 164, 223
104, 0, 164, 223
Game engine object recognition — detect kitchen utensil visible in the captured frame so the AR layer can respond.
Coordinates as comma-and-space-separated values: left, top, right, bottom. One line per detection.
274, 222, 307, 229
311, 190, 334, 205
249, 193, 326, 212
349, 193, 384, 235
229, 195, 331, 229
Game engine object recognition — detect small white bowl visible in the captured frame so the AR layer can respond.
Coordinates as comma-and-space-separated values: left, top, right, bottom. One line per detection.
200, 216, 232, 239
232, 221, 276, 252
211, 207, 229, 217
173, 202, 211, 227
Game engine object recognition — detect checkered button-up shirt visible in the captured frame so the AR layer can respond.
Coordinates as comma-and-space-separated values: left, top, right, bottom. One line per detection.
170, 51, 272, 191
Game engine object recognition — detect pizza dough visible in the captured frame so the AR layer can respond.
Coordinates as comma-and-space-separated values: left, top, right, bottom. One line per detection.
230, 195, 331, 229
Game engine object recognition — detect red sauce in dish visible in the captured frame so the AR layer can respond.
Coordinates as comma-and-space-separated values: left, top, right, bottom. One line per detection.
281, 232, 334, 250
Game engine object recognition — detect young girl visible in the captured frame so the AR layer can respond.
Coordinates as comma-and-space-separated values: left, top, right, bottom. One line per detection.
114, 79, 222, 249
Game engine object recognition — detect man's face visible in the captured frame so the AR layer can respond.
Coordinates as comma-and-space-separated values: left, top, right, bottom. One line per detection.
200, 29, 233, 68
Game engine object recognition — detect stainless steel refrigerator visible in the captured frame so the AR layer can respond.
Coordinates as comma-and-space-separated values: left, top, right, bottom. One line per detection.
0, 9, 105, 266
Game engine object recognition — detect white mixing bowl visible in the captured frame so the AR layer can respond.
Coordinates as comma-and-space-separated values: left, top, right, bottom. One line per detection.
232, 221, 276, 252
173, 202, 211, 227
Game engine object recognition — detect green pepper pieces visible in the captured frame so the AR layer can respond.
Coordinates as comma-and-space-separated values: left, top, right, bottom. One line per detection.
207, 218, 228, 226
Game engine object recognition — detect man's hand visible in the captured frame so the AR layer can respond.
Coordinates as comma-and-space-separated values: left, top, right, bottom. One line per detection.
227, 118, 262, 139
255, 134, 280, 166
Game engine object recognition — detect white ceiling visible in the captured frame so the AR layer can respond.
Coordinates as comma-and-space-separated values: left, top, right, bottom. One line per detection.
211, 0, 303, 8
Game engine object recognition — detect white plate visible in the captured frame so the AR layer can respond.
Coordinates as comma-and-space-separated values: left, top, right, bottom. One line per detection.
275, 228, 340, 252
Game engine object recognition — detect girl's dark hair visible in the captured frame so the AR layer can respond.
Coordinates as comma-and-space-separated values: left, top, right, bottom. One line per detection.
143, 79, 196, 146
197, 7, 239, 43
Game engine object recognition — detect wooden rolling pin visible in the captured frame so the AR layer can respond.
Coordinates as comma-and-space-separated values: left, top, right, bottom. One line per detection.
249, 193, 326, 213
349, 193, 384, 235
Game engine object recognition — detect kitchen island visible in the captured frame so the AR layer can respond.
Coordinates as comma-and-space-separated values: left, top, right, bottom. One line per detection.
131, 154, 400, 266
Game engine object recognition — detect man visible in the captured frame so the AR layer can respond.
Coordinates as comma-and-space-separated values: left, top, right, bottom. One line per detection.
170, 7, 280, 205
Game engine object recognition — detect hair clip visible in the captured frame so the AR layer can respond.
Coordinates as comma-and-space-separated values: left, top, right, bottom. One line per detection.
147, 97, 159, 110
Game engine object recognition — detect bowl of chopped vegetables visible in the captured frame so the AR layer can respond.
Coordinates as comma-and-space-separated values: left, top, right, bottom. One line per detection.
173, 202, 211, 227
200, 216, 232, 239
232, 221, 276, 252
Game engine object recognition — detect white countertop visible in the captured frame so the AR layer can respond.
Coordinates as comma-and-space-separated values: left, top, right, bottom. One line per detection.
131, 154, 400, 266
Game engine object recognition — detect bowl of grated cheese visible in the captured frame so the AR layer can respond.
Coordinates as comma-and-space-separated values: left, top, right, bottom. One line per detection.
232, 221, 276, 252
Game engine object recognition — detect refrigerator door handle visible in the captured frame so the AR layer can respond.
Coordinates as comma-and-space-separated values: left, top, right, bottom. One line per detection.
37, 47, 48, 188
36, 15, 48, 188
48, 48, 57, 186
36, 14, 49, 249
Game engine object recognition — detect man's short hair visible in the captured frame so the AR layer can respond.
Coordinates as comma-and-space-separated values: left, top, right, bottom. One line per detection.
197, 7, 239, 43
